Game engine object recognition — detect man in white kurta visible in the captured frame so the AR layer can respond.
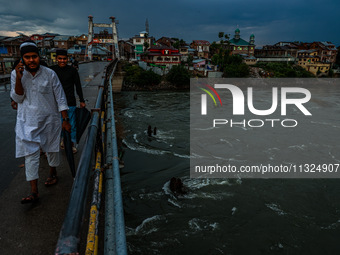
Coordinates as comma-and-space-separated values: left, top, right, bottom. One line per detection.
11, 41, 70, 204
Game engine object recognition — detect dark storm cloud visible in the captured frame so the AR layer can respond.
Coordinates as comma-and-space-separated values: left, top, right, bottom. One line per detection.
0, 0, 339, 45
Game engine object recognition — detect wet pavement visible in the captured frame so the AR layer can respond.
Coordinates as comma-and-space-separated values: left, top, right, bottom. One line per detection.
0, 61, 109, 255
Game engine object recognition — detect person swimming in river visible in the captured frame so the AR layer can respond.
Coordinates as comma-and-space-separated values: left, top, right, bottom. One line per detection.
170, 177, 187, 195
147, 125, 157, 137
147, 125, 152, 137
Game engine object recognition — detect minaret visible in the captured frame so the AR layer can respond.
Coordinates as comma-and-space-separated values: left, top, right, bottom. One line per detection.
234, 28, 240, 40
250, 34, 255, 45
145, 18, 149, 35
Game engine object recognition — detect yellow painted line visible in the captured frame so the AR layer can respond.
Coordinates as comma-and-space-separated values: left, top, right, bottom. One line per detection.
96, 152, 101, 169
86, 206, 98, 254
86, 151, 102, 255
94, 235, 99, 255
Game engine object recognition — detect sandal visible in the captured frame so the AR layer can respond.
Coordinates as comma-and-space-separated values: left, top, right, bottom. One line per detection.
45, 175, 58, 187
21, 193, 39, 204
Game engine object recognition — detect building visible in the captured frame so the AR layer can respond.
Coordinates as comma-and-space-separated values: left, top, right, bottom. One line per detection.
53, 35, 75, 50
156, 37, 176, 47
255, 43, 299, 59
93, 29, 114, 53
297, 49, 330, 75
309, 41, 337, 64
118, 40, 135, 60
67, 44, 86, 61
140, 45, 181, 68
0, 34, 29, 74
254, 42, 298, 63
228, 28, 255, 56
75, 34, 88, 46
132, 31, 154, 60
190, 40, 210, 59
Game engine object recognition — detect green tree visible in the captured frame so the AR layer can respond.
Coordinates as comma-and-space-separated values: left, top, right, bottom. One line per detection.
328, 68, 334, 77
224, 63, 249, 77
143, 41, 150, 50
166, 65, 190, 87
138, 70, 161, 87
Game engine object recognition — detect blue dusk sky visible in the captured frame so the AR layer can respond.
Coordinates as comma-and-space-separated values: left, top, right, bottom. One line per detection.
0, 0, 339, 47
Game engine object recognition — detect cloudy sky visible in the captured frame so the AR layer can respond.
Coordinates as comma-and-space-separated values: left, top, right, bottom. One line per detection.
0, 0, 339, 47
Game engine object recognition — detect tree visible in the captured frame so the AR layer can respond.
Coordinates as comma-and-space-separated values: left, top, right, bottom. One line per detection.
224, 63, 249, 77
138, 70, 161, 87
166, 65, 190, 87
143, 41, 150, 50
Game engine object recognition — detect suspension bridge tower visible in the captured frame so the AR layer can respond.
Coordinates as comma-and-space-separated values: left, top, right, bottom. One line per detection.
86, 16, 120, 61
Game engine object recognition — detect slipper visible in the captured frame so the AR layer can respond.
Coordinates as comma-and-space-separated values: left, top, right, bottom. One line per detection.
45, 175, 58, 187
21, 193, 39, 204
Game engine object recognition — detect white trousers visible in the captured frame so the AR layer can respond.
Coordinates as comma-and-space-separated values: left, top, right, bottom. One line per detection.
24, 150, 60, 181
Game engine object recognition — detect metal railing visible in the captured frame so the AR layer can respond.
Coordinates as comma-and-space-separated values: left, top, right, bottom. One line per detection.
55, 60, 127, 254
55, 73, 105, 254
104, 61, 127, 255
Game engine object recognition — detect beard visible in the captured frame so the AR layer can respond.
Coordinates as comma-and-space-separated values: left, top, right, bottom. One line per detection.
25, 64, 40, 73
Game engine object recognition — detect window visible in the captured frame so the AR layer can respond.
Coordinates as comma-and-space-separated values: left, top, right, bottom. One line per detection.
173, 58, 178, 61
136, 39, 141, 43
55, 42, 58, 45
61, 42, 64, 45
157, 57, 162, 61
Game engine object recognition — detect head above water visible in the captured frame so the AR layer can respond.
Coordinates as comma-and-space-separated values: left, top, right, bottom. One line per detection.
20, 40, 40, 73
56, 49, 68, 68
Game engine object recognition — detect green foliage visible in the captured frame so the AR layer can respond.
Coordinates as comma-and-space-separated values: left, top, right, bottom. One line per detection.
172, 38, 185, 49
224, 63, 249, 77
212, 52, 249, 77
123, 64, 161, 87
166, 65, 190, 87
255, 62, 314, 77
187, 55, 193, 66
173, 41, 180, 49
328, 68, 334, 77
143, 41, 150, 50
139, 70, 162, 87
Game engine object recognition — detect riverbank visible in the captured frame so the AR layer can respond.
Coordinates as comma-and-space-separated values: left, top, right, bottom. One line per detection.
122, 80, 189, 91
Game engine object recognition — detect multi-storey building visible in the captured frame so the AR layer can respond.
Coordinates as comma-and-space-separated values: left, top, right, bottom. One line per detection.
190, 40, 210, 59
141, 45, 181, 68
53, 35, 75, 50
297, 49, 330, 75
132, 31, 154, 60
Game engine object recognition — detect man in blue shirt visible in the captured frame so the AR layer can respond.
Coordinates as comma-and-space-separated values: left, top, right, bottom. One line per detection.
51, 49, 86, 153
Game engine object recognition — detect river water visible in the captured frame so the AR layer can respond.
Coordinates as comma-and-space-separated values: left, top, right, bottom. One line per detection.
116, 88, 340, 255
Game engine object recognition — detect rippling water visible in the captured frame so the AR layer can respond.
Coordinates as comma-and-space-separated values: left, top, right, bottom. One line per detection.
115, 89, 340, 255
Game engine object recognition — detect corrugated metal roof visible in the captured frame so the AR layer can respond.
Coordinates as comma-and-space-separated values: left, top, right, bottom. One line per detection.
54, 35, 72, 41
193, 59, 206, 63
91, 45, 111, 55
